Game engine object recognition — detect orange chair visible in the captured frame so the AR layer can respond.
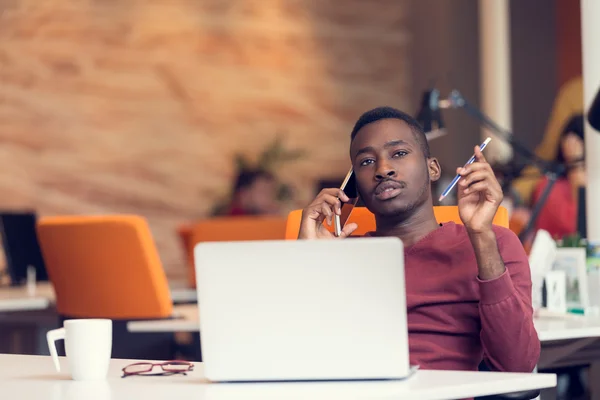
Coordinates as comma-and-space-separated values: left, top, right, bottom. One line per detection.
285, 205, 509, 239
37, 215, 175, 359
37, 215, 173, 319
180, 216, 287, 287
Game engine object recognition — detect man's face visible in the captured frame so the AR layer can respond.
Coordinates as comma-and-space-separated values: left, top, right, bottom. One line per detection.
349, 119, 439, 217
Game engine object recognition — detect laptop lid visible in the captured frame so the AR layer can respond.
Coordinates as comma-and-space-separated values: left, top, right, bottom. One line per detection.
194, 237, 410, 382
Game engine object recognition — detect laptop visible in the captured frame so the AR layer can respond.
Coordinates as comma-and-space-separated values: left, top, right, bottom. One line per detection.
194, 237, 411, 382
0, 211, 48, 285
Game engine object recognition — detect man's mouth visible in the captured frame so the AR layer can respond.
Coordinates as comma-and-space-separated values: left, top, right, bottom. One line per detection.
374, 180, 404, 200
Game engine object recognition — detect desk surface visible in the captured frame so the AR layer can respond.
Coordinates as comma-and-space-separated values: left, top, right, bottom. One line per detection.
128, 314, 199, 332
128, 305, 600, 343
0, 282, 54, 312
0, 282, 196, 312
534, 314, 600, 341
168, 286, 197, 304
0, 354, 555, 400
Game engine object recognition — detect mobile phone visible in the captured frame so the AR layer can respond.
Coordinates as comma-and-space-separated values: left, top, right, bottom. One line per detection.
334, 167, 360, 237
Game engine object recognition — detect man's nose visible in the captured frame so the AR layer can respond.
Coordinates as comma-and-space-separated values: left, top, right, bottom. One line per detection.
375, 164, 396, 181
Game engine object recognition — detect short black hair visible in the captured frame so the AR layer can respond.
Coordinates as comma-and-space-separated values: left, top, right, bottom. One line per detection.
233, 169, 274, 193
562, 114, 585, 141
556, 114, 585, 166
350, 106, 430, 158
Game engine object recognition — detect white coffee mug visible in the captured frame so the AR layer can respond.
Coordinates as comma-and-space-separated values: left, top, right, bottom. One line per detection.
47, 319, 113, 381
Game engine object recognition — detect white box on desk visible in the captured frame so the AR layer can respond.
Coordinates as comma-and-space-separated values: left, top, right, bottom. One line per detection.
545, 270, 567, 314
552, 247, 589, 311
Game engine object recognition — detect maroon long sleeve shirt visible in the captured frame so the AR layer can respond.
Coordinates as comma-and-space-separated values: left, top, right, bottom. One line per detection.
372, 222, 540, 372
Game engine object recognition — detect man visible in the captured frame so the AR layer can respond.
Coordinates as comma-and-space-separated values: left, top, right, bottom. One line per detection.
225, 169, 281, 216
298, 107, 540, 372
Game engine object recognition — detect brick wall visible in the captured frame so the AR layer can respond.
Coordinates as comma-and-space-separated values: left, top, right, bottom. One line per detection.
0, 0, 412, 279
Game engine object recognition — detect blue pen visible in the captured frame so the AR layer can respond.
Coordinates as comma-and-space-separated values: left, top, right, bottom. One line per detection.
439, 137, 492, 201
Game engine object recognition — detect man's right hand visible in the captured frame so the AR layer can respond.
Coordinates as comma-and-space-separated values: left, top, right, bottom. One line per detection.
297, 188, 358, 239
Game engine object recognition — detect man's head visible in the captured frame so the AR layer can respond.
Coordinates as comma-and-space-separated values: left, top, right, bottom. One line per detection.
349, 106, 441, 218
232, 169, 279, 215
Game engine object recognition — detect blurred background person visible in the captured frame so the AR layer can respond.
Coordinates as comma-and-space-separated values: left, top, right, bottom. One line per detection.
531, 114, 585, 240
222, 169, 281, 217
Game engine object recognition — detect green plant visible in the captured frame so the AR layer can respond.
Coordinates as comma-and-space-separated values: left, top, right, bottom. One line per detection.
560, 233, 585, 248
236, 134, 305, 173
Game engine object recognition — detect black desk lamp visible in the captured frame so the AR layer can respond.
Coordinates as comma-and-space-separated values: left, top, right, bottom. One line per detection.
589, 85, 600, 131
415, 89, 448, 141
415, 88, 568, 242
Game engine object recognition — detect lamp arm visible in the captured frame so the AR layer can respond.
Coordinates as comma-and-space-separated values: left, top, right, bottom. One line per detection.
447, 90, 560, 174
441, 90, 572, 241
517, 171, 560, 242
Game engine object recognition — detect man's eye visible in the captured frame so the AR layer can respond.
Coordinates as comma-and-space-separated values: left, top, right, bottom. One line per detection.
360, 159, 374, 167
393, 151, 408, 158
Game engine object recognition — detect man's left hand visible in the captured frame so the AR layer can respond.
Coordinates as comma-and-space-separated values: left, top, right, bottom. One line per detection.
457, 145, 503, 234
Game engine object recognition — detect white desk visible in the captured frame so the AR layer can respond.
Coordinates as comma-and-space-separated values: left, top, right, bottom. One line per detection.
534, 315, 600, 342
127, 304, 198, 332
128, 306, 600, 341
126, 304, 600, 398
170, 288, 197, 303
0, 354, 555, 400
0, 283, 54, 312
0, 282, 197, 313
128, 315, 198, 332
166, 280, 197, 303
529, 312, 600, 398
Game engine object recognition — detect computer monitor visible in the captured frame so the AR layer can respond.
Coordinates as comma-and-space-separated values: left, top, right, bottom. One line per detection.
0, 211, 48, 285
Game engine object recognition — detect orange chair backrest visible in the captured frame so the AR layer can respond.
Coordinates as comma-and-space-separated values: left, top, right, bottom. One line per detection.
183, 216, 287, 286
285, 206, 509, 239
36, 215, 173, 319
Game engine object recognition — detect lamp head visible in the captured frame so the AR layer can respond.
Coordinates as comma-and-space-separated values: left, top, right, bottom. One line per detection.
415, 89, 447, 141
589, 85, 600, 131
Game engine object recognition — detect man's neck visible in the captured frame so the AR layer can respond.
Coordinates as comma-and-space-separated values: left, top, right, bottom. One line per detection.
373, 205, 440, 248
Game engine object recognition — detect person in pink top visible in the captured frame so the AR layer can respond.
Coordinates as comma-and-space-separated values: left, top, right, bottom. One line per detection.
298, 107, 540, 373
531, 114, 586, 240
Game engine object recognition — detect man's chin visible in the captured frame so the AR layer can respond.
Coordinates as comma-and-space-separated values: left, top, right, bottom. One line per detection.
366, 199, 414, 218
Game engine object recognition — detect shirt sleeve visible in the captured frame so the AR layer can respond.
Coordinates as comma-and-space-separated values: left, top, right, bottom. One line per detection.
478, 227, 541, 372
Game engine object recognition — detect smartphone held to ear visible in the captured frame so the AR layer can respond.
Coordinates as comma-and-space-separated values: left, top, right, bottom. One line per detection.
334, 168, 360, 237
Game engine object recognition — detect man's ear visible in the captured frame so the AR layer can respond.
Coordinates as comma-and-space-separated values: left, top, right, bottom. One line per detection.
427, 157, 441, 182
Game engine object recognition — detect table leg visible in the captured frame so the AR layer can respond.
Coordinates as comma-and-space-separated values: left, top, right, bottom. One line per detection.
540, 386, 557, 400
589, 361, 600, 399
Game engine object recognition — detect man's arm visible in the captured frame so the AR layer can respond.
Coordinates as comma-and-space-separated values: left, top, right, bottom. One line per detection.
456, 144, 540, 371
468, 229, 505, 280
475, 227, 540, 372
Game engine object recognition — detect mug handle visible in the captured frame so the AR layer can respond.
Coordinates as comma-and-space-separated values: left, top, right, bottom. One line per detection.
46, 328, 65, 372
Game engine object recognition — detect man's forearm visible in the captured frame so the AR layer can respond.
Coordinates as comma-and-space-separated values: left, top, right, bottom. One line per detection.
468, 229, 506, 280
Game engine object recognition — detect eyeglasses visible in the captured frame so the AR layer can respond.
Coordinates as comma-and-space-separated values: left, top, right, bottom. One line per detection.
121, 360, 194, 378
